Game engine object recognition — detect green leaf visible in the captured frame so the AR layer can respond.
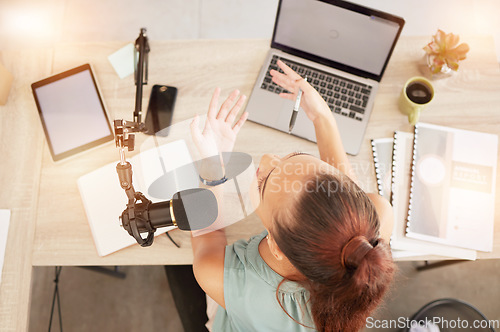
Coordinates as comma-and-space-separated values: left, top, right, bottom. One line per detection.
446, 60, 459, 71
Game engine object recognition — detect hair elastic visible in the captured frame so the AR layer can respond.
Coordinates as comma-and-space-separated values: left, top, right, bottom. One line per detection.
340, 235, 374, 269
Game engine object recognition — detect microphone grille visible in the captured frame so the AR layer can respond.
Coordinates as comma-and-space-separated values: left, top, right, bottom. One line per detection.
172, 188, 218, 231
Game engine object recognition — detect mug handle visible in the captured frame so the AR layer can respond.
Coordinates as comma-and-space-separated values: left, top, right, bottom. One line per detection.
408, 107, 422, 126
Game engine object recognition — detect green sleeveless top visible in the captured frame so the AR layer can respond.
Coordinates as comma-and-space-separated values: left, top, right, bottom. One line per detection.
212, 231, 316, 331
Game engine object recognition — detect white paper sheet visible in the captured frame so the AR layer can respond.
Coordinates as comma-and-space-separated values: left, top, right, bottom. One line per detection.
0, 209, 11, 285
107, 43, 135, 79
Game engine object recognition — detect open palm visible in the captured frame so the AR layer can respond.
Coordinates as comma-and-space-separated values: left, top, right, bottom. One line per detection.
191, 88, 248, 158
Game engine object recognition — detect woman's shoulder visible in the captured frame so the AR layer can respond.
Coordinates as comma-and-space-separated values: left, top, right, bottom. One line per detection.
225, 230, 268, 269
366, 193, 393, 242
225, 230, 307, 294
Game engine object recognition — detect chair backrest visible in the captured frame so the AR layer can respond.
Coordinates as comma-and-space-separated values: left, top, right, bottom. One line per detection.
403, 298, 495, 332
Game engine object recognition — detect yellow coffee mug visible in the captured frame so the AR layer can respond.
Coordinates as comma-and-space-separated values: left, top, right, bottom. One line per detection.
399, 76, 434, 125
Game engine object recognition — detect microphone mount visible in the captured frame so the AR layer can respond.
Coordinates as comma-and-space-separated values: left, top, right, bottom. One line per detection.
116, 160, 156, 246
113, 28, 158, 247
112, 28, 221, 247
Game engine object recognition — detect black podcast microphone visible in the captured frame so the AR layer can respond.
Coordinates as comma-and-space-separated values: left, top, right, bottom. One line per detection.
120, 188, 218, 246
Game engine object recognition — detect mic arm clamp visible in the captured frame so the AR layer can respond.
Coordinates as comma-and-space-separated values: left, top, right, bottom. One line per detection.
116, 160, 156, 247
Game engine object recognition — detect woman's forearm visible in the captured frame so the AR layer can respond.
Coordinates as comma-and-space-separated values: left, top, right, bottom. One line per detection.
190, 229, 227, 308
192, 157, 228, 259
313, 113, 357, 182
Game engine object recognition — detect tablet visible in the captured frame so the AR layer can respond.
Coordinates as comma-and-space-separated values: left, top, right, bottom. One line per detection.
31, 64, 114, 161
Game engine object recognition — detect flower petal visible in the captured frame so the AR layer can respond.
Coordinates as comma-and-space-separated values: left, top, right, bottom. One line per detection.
445, 43, 469, 62
445, 32, 460, 49
424, 43, 439, 55
433, 56, 445, 66
454, 43, 470, 60
435, 29, 446, 51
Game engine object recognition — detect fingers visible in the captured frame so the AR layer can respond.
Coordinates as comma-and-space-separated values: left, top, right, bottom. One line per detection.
278, 92, 296, 101
204, 88, 248, 134
190, 114, 203, 144
270, 69, 296, 92
270, 60, 307, 94
216, 89, 240, 120
202, 116, 213, 136
225, 94, 247, 124
232, 111, 248, 134
277, 59, 302, 80
207, 87, 221, 119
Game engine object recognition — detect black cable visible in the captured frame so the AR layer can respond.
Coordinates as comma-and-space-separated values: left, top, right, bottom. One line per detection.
166, 232, 180, 248
48, 266, 63, 332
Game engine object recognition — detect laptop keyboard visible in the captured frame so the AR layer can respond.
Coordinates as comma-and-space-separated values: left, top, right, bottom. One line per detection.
260, 55, 372, 122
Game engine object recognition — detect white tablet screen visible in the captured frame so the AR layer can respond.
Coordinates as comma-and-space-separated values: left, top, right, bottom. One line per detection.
32, 65, 113, 160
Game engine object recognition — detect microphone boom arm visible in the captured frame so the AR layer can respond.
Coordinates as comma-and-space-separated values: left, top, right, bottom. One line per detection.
113, 28, 157, 247
111, 29, 219, 247
133, 27, 149, 124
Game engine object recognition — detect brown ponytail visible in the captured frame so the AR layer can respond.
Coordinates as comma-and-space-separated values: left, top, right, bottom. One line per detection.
340, 236, 373, 269
271, 172, 394, 332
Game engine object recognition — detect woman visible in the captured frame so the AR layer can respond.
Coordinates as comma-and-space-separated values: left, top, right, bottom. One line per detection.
189, 60, 395, 331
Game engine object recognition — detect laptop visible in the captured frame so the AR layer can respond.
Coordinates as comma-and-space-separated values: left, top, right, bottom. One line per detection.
246, 0, 405, 155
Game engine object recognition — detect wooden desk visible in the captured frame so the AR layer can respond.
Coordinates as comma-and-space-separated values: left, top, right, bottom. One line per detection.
0, 49, 52, 332
1, 36, 499, 330
32, 37, 500, 266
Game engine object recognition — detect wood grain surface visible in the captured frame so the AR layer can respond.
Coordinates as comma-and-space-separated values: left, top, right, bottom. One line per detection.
1, 36, 500, 331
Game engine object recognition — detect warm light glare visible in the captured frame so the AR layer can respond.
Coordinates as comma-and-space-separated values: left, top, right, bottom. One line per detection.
10, 11, 44, 31
3, 7, 55, 43
417, 155, 446, 186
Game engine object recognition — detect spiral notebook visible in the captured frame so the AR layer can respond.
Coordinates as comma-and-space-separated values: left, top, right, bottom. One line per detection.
406, 123, 498, 252
371, 138, 393, 201
389, 131, 476, 260
372, 136, 424, 259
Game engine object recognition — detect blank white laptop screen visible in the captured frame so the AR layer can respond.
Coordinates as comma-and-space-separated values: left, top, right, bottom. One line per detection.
274, 0, 401, 76
32, 64, 113, 161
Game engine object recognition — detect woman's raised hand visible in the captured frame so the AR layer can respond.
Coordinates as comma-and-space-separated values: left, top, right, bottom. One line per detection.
270, 60, 332, 123
191, 88, 248, 158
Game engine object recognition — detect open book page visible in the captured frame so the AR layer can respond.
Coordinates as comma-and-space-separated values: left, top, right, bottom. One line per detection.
78, 139, 192, 256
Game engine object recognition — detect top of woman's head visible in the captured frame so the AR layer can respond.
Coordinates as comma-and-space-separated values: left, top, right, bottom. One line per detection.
270, 171, 395, 331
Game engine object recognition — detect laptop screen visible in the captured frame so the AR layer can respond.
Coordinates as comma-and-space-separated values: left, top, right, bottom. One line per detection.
272, 0, 404, 80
